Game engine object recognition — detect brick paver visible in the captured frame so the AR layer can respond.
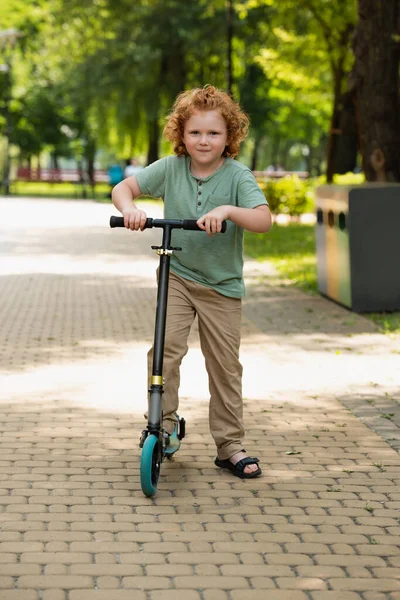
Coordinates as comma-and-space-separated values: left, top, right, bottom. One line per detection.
1, 197, 400, 600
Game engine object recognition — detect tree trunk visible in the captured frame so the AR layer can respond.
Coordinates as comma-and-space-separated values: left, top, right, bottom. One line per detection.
250, 136, 262, 171
350, 0, 400, 182
146, 56, 164, 166
332, 91, 358, 174
326, 66, 346, 183
85, 137, 96, 188
271, 134, 280, 167
226, 0, 234, 94
279, 139, 292, 170
52, 153, 59, 170
147, 118, 159, 166
305, 146, 313, 176
320, 19, 355, 183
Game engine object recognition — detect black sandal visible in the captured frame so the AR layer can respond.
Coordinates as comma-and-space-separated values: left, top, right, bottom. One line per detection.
214, 454, 262, 479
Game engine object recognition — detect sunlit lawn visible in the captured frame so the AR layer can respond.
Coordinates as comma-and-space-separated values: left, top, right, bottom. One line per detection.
245, 223, 400, 334
11, 181, 110, 200
245, 223, 318, 293
10, 182, 160, 204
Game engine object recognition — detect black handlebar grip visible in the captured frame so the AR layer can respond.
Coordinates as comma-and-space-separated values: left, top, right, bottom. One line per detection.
183, 219, 227, 233
110, 216, 124, 228
182, 220, 201, 231
109, 216, 153, 228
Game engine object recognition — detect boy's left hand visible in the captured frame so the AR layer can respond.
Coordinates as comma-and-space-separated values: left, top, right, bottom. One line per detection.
197, 205, 230, 236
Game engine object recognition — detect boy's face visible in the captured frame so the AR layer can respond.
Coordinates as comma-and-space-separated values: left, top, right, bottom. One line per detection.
183, 109, 228, 173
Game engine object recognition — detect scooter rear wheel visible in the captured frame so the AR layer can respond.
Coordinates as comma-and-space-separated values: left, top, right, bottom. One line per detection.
140, 434, 162, 497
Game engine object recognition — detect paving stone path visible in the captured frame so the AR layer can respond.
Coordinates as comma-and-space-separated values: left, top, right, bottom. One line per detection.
1, 196, 400, 600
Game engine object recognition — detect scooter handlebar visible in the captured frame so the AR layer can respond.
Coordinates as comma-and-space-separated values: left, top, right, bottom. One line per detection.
110, 216, 153, 228
182, 219, 227, 233
109, 216, 227, 233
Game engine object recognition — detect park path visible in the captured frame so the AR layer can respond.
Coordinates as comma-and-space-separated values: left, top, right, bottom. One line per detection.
0, 196, 400, 600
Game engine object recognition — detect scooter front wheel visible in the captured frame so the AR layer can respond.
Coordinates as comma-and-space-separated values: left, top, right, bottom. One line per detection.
140, 434, 162, 497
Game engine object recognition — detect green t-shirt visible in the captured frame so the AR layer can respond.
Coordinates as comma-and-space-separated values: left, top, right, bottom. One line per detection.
135, 155, 268, 298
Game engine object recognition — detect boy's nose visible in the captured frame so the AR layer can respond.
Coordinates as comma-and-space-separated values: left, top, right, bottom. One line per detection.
199, 135, 209, 145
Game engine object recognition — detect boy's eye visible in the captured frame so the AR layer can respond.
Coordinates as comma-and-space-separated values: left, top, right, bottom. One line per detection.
188, 130, 220, 135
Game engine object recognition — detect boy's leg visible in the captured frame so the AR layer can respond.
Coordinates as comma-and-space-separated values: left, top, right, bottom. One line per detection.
147, 272, 196, 435
195, 287, 245, 461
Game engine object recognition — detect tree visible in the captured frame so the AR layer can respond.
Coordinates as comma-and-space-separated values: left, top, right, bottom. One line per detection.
250, 4, 333, 173
0, 0, 53, 185
293, 1, 357, 181
1, 0, 365, 180
48, 0, 230, 164
349, 0, 400, 182
239, 63, 273, 170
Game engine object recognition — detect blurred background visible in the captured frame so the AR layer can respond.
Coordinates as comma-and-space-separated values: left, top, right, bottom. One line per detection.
0, 0, 364, 201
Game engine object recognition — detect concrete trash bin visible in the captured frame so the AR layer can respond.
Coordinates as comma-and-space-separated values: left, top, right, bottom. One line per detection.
315, 183, 400, 313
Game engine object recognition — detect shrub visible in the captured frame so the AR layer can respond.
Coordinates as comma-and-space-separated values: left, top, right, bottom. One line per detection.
257, 175, 313, 218
257, 180, 281, 215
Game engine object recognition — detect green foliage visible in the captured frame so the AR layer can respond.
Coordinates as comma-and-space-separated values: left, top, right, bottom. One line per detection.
245, 223, 318, 293
333, 172, 365, 185
303, 172, 365, 199
258, 176, 314, 216
0, 0, 358, 178
312, 172, 365, 187
369, 313, 400, 335
251, 7, 333, 149
239, 63, 273, 136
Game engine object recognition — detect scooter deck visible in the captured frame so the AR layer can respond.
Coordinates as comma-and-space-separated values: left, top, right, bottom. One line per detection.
163, 416, 185, 456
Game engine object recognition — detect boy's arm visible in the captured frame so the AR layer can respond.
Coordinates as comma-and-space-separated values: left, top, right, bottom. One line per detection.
111, 176, 147, 230
197, 204, 272, 236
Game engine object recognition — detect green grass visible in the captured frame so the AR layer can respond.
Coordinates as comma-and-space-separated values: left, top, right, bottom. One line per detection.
245, 223, 318, 294
369, 312, 400, 334
245, 222, 400, 334
9, 182, 163, 205
11, 181, 110, 200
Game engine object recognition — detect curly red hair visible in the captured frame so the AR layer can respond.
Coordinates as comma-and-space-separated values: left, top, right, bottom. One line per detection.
163, 85, 249, 158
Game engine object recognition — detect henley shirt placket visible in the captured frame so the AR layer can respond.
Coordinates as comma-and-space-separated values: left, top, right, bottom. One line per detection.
196, 179, 203, 213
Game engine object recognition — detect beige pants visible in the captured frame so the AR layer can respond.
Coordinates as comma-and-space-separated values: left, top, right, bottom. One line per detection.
147, 271, 244, 460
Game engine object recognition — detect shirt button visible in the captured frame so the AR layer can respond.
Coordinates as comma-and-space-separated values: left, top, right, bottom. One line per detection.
199, 181, 203, 186
198, 202, 202, 206
198, 191, 202, 195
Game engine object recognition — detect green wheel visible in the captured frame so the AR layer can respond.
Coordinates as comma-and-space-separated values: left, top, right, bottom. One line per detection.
140, 434, 161, 497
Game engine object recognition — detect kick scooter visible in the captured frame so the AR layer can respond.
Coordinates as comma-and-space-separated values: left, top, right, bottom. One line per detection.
110, 215, 226, 497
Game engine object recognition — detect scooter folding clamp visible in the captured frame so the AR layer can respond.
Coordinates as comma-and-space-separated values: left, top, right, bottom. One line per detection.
139, 429, 148, 448
151, 246, 182, 255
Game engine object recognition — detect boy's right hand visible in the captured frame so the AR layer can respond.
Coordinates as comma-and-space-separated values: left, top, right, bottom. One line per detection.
123, 208, 147, 231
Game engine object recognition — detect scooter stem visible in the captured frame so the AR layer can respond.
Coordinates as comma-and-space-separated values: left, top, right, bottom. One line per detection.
148, 225, 172, 431
152, 225, 172, 381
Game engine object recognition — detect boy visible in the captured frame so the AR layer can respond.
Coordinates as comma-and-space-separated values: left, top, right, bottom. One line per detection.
112, 85, 271, 478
